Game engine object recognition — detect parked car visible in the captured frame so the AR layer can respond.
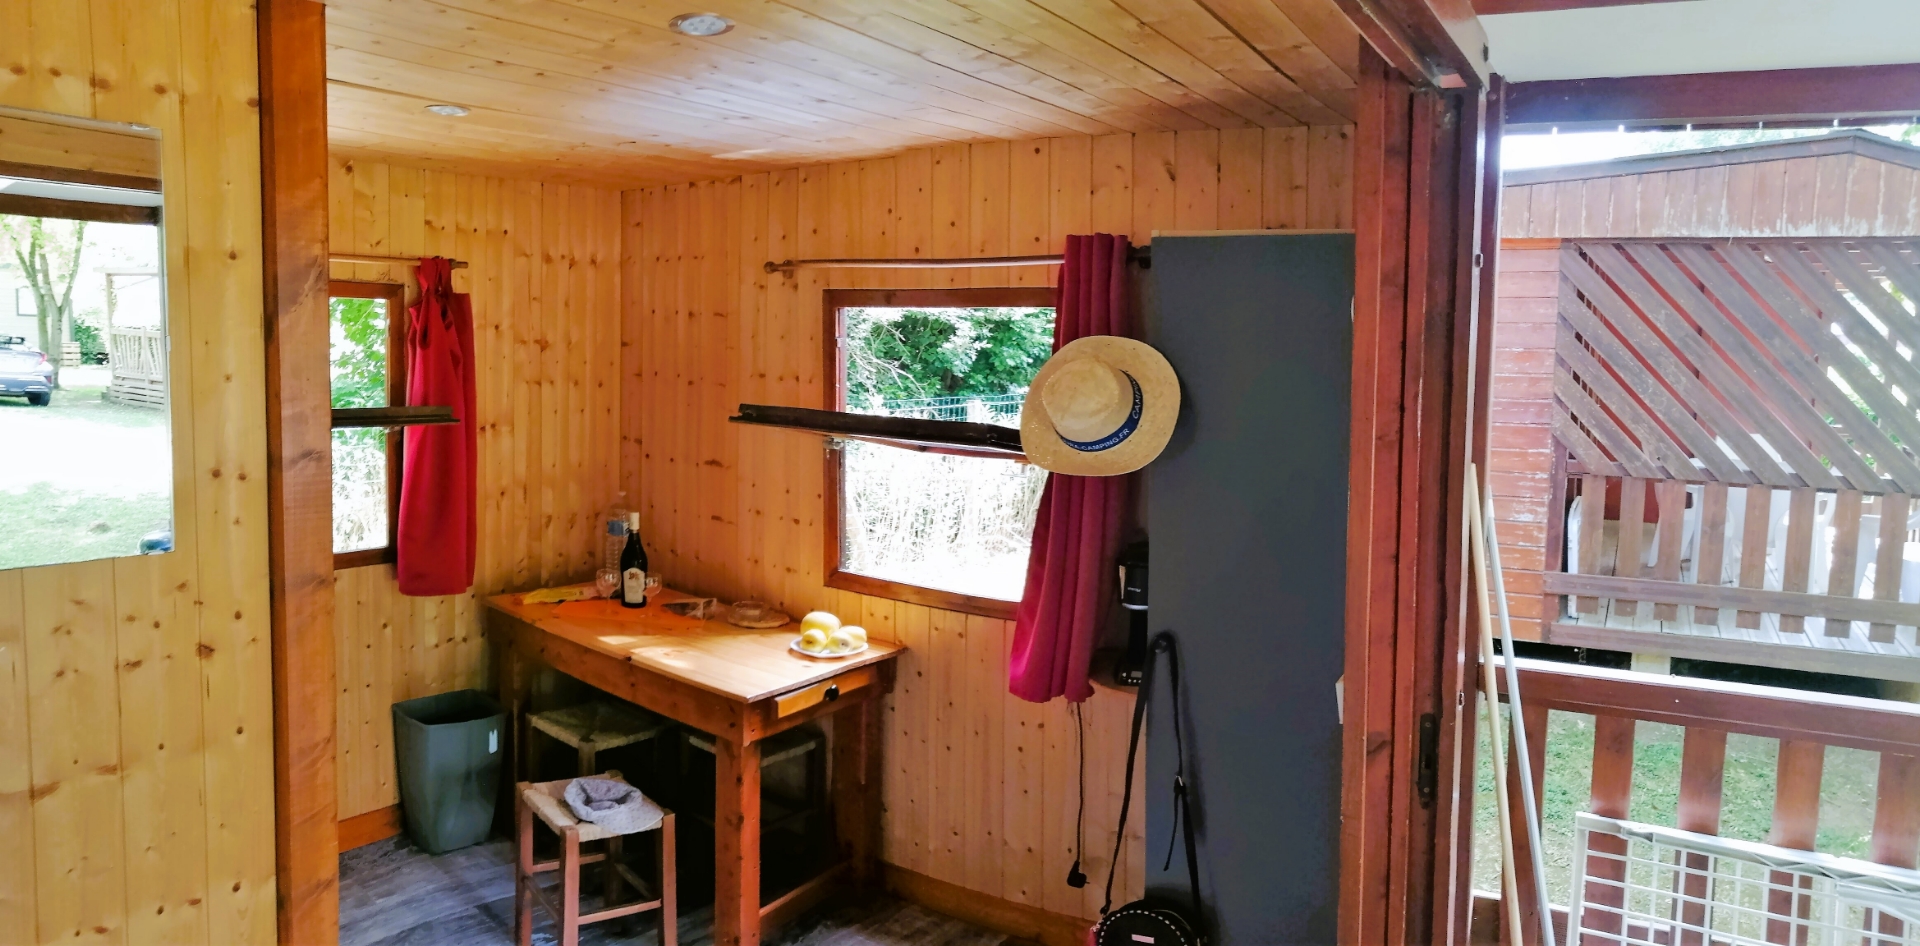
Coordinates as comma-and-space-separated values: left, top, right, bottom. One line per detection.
0, 336, 54, 406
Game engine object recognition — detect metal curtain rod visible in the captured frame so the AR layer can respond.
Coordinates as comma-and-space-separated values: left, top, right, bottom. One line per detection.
331, 252, 469, 270
764, 246, 1150, 274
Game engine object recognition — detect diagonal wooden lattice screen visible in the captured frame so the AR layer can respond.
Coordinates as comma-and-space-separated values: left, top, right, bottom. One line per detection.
1557, 239, 1920, 496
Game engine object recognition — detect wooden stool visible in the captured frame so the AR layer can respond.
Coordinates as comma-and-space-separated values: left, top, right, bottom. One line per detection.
515, 771, 676, 946
526, 700, 671, 780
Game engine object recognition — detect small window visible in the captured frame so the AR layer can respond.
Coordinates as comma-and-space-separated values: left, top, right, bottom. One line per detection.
825, 288, 1055, 618
329, 281, 407, 569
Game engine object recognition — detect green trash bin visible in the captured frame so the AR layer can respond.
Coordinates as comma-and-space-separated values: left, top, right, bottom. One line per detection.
393, 689, 506, 854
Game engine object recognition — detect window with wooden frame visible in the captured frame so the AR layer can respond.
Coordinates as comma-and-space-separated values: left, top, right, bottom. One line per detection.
824, 287, 1056, 619
329, 280, 407, 569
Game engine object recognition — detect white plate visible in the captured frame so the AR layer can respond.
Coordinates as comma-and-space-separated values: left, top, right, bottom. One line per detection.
790, 639, 870, 659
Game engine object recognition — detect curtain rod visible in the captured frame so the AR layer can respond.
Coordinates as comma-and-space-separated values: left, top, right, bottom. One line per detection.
764, 246, 1150, 274
330, 253, 469, 270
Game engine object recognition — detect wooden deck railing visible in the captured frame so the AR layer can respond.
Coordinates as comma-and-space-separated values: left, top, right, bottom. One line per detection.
1490, 658, 1920, 946
1543, 476, 1920, 679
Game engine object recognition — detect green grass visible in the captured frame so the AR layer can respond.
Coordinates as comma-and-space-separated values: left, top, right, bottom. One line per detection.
1472, 706, 1884, 905
0, 481, 170, 570
0, 383, 168, 427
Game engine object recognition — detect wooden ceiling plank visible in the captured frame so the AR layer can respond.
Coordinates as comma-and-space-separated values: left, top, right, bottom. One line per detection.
1190, 0, 1356, 119
361, 0, 1087, 141
761, 0, 1153, 132
884, 0, 1214, 131
328, 49, 895, 157
1107, 0, 1347, 123
1019, 0, 1300, 126
554, 0, 1119, 136
326, 86, 783, 181
934, 0, 1261, 128
325, 24, 989, 160
325, 6, 1010, 144
1264, 0, 1364, 84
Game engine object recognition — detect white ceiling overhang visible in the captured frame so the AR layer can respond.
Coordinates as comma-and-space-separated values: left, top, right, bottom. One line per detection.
1485, 0, 1920, 82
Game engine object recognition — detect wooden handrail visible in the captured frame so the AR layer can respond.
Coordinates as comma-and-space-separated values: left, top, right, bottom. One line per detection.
1542, 572, 1920, 627
1491, 657, 1920, 756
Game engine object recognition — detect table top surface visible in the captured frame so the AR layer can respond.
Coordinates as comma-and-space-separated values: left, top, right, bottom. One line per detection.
485, 589, 904, 704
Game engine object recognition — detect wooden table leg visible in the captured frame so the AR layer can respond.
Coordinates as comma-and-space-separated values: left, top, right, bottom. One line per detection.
714, 736, 762, 946
832, 697, 885, 888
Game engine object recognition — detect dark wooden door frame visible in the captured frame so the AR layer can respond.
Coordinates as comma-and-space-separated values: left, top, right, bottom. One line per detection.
259, 0, 339, 942
1506, 62, 1920, 130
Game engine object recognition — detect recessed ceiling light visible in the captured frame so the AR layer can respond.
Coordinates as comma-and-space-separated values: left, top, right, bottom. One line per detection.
668, 12, 734, 36
425, 104, 470, 117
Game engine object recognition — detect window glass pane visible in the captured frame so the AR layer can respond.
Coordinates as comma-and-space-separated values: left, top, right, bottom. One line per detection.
329, 294, 390, 555
841, 440, 1047, 600
332, 427, 388, 554
329, 296, 389, 408
839, 304, 1053, 600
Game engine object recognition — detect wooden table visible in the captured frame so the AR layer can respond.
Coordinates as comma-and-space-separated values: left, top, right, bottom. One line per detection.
485, 592, 902, 946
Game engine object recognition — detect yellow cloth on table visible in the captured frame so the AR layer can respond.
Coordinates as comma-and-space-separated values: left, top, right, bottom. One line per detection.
551, 588, 709, 629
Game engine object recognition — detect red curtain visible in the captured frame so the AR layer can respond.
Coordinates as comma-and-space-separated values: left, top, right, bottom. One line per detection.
396, 257, 478, 596
1009, 233, 1135, 703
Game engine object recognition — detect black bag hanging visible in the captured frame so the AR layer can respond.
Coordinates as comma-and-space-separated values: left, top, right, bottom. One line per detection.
1093, 632, 1204, 946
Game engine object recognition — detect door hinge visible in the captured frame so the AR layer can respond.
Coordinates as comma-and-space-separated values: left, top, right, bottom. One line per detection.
1416, 712, 1440, 808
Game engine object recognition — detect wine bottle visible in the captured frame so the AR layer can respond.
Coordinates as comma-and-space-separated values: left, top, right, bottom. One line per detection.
620, 512, 649, 608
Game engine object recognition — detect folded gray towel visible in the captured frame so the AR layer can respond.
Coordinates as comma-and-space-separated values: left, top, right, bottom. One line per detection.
563, 776, 663, 835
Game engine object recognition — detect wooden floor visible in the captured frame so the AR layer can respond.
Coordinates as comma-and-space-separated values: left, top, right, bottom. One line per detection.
339, 836, 1016, 946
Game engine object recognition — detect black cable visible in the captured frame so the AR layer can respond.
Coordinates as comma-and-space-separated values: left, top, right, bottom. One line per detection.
1067, 700, 1088, 888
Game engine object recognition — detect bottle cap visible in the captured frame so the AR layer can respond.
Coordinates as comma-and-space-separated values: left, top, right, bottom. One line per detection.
628, 511, 640, 529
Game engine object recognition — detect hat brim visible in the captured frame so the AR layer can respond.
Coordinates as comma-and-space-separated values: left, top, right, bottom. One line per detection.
1021, 336, 1180, 476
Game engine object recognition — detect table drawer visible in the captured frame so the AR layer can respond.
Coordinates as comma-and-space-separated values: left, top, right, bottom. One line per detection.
774, 665, 877, 718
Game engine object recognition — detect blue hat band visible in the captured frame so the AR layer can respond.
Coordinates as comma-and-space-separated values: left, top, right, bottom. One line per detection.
1055, 372, 1143, 453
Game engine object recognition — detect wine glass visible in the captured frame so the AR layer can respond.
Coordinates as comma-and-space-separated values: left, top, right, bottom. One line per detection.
595, 567, 620, 600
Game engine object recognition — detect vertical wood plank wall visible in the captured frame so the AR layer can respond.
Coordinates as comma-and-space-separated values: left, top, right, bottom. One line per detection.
1487, 242, 1560, 642
327, 155, 625, 820
0, 2, 278, 944
621, 127, 1353, 921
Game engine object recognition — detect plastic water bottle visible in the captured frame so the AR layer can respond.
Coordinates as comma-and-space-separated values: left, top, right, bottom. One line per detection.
604, 492, 629, 572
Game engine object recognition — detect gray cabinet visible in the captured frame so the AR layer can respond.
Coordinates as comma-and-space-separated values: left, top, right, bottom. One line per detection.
1143, 232, 1353, 943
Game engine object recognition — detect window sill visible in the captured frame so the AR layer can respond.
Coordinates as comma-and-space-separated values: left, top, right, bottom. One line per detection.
335, 547, 394, 571
826, 569, 1018, 621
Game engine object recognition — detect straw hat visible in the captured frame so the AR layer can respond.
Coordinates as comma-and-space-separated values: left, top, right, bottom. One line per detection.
1021, 336, 1180, 476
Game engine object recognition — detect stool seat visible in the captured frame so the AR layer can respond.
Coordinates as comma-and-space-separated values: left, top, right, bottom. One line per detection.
520, 775, 653, 844
530, 701, 670, 756
515, 769, 677, 946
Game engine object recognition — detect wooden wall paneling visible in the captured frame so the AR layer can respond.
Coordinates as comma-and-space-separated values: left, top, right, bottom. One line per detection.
1174, 129, 1220, 231
182, 0, 281, 934
619, 128, 1351, 924
0, 571, 29, 943
1264, 127, 1310, 229
1308, 125, 1354, 229
1218, 127, 1263, 229
327, 161, 624, 819
90, 0, 217, 938
27, 561, 129, 943
1133, 131, 1177, 243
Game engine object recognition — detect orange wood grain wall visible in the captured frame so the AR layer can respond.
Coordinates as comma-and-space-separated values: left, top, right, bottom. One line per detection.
326, 155, 625, 820
620, 127, 1352, 920
1487, 241, 1561, 641
1500, 152, 1920, 239
0, 2, 278, 943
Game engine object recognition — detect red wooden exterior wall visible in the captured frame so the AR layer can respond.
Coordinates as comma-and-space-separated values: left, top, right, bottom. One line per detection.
1488, 239, 1560, 641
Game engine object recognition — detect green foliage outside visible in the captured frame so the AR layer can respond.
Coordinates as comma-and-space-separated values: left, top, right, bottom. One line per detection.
330, 295, 391, 409
842, 306, 1053, 409
72, 320, 103, 358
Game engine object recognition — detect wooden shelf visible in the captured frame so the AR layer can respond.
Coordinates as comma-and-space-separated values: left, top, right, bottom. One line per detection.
330, 406, 456, 428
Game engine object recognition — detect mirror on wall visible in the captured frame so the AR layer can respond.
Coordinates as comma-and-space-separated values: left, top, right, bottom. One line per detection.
0, 106, 171, 570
